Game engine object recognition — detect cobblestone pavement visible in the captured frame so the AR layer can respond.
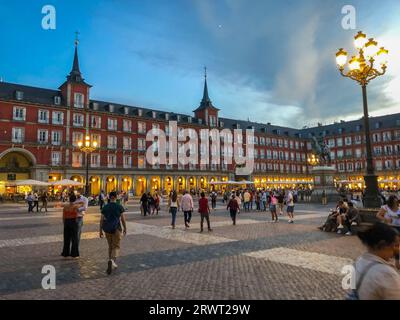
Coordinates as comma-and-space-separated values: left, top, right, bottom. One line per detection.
0, 201, 364, 300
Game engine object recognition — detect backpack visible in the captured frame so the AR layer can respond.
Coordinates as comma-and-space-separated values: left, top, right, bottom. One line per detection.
346, 262, 378, 300
102, 207, 121, 234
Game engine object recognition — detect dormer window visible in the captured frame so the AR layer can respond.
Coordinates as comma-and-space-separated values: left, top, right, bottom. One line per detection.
152, 111, 157, 119
188, 116, 192, 123
91, 102, 99, 111
138, 109, 143, 117
15, 91, 24, 101
198, 118, 203, 125
375, 122, 381, 129
74, 93, 84, 108
108, 104, 114, 112
165, 113, 169, 120
54, 96, 61, 105
177, 115, 181, 122
219, 121, 224, 127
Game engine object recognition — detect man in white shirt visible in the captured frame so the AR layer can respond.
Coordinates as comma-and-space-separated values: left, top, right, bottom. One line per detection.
180, 190, 194, 228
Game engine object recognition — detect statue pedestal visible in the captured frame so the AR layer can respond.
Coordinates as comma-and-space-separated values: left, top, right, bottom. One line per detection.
310, 166, 340, 203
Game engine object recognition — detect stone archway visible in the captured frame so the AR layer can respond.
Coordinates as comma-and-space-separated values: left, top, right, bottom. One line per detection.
0, 148, 36, 182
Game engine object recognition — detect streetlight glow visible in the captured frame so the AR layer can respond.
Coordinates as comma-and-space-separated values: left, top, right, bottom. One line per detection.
364, 38, 378, 59
354, 31, 367, 49
335, 48, 348, 67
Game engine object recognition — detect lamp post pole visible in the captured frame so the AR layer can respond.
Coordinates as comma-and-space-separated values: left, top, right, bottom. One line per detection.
335, 31, 388, 208
85, 152, 89, 196
78, 135, 98, 197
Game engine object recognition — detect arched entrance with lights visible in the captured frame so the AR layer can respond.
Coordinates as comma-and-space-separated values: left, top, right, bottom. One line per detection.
164, 176, 173, 194
188, 176, 196, 192
121, 176, 132, 193
177, 176, 185, 193
135, 176, 146, 196
209, 177, 217, 191
0, 148, 36, 195
150, 176, 160, 193
106, 176, 117, 193
90, 176, 101, 195
199, 176, 207, 190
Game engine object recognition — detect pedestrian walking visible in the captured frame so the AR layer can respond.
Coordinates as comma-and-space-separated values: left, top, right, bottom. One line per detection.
181, 190, 194, 228
99, 190, 105, 210
286, 190, 295, 223
74, 192, 88, 248
33, 192, 39, 212
210, 191, 217, 210
227, 194, 239, 225
168, 191, 179, 229
140, 192, 148, 216
199, 192, 212, 232
153, 193, 160, 215
61, 194, 80, 258
39, 192, 48, 213
100, 191, 127, 275
270, 193, 278, 222
26, 193, 34, 212
277, 192, 284, 215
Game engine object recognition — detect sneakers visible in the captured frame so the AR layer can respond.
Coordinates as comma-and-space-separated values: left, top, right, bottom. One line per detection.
337, 224, 344, 229
288, 219, 294, 223
337, 230, 342, 234
351, 222, 358, 226
345, 231, 352, 236
111, 260, 118, 269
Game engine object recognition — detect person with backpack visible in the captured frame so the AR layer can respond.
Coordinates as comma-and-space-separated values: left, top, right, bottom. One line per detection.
100, 191, 127, 275
347, 222, 400, 300
99, 190, 105, 210
227, 194, 239, 225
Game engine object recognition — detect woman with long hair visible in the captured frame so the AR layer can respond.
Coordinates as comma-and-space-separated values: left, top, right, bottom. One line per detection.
168, 190, 179, 229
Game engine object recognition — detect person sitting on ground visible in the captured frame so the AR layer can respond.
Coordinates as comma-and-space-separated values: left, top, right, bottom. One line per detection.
319, 200, 346, 232
349, 222, 400, 300
376, 195, 400, 227
337, 202, 360, 236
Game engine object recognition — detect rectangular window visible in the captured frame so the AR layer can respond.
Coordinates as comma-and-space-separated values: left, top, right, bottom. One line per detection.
123, 119, 132, 132
355, 148, 362, 158
51, 152, 61, 166
107, 118, 117, 131
91, 153, 100, 168
345, 136, 352, 145
123, 155, 132, 168
107, 136, 117, 149
13, 106, 26, 121
383, 132, 391, 142
337, 150, 344, 159
74, 93, 84, 108
72, 152, 82, 167
37, 130, 48, 144
52, 131, 62, 146
336, 138, 343, 147
138, 122, 146, 134
123, 137, 132, 150
12, 128, 24, 143
355, 135, 362, 144
138, 156, 145, 168
72, 132, 83, 147
52, 111, 64, 125
91, 134, 101, 148
138, 138, 146, 151
73, 113, 84, 127
91, 116, 101, 129
38, 110, 49, 124
107, 154, 116, 168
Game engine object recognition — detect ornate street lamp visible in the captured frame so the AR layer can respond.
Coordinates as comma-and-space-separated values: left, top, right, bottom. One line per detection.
78, 134, 98, 196
335, 31, 388, 208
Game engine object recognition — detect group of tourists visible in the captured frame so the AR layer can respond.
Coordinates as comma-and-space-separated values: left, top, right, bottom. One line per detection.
25, 191, 49, 213
139, 192, 161, 216
98, 190, 129, 210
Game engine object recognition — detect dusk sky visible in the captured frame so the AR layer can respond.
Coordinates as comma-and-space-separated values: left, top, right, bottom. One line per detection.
0, 0, 399, 128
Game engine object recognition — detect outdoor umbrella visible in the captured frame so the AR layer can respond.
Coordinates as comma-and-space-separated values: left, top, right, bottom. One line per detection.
51, 179, 84, 186
12, 179, 50, 186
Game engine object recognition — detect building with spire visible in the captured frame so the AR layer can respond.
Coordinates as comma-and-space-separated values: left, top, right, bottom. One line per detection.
0, 40, 400, 196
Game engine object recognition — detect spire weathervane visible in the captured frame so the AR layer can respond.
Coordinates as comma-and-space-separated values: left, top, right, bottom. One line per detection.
74, 31, 80, 47
204, 66, 207, 79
